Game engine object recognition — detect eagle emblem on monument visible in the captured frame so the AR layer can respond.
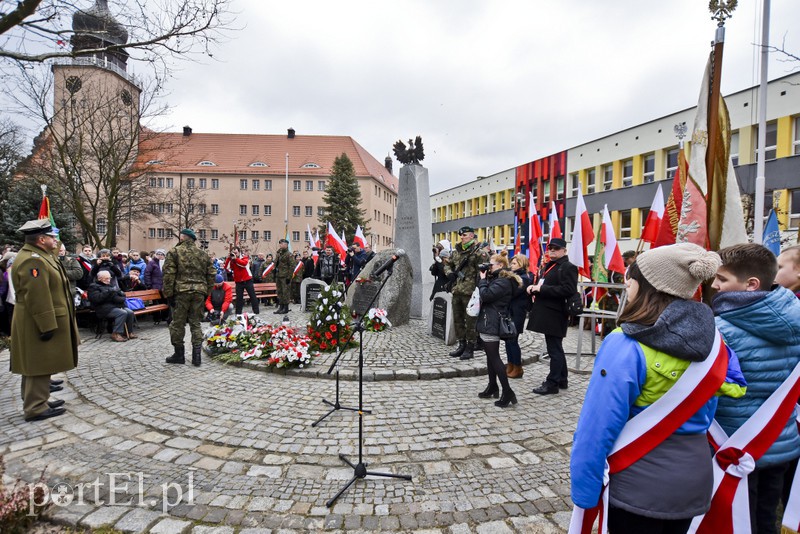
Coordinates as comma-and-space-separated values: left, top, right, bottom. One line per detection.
392, 136, 425, 165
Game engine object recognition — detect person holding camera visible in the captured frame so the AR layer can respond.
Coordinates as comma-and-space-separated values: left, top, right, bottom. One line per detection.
274, 239, 292, 314
90, 249, 123, 289
444, 226, 489, 360
476, 251, 521, 407
204, 274, 232, 325
429, 244, 450, 300
224, 246, 260, 315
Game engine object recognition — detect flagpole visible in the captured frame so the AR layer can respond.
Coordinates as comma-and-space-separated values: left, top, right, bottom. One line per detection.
753, 0, 771, 244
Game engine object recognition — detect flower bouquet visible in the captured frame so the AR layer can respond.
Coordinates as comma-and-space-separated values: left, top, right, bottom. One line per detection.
204, 314, 318, 368
306, 283, 357, 352
364, 308, 391, 332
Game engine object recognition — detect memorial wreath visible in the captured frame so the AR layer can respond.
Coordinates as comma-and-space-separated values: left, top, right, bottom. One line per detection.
306, 283, 357, 352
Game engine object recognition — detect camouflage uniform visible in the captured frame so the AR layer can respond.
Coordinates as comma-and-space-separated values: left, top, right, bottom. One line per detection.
290, 260, 304, 303
444, 240, 488, 344
162, 239, 216, 349
275, 248, 293, 307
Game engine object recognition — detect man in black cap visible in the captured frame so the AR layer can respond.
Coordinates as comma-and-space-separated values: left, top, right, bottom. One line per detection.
274, 238, 292, 314
444, 226, 489, 360
10, 219, 79, 421
162, 228, 216, 366
526, 237, 578, 394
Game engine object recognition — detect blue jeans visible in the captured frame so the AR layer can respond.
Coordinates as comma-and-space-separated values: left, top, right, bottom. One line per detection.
504, 335, 521, 365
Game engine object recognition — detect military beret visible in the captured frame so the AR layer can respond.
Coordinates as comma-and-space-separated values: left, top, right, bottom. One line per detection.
279, 238, 289, 244
18, 219, 58, 237
458, 226, 475, 234
180, 228, 197, 240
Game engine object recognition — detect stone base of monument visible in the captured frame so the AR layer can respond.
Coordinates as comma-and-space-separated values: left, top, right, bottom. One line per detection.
300, 278, 328, 312
345, 249, 411, 326
428, 292, 455, 345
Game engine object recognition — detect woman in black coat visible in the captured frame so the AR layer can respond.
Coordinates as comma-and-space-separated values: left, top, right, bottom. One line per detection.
504, 254, 533, 378
476, 251, 522, 408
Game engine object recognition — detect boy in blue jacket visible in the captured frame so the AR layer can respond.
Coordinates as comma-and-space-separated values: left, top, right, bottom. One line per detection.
712, 243, 800, 534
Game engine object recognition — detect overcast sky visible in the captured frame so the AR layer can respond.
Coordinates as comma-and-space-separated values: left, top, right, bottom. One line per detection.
12, 1, 800, 194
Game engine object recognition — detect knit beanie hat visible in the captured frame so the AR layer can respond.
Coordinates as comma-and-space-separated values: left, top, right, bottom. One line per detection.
215, 274, 224, 284
636, 243, 721, 299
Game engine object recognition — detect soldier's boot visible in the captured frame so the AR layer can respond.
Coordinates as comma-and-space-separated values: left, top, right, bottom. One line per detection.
459, 342, 475, 361
449, 340, 466, 358
273, 304, 284, 314
166, 345, 185, 364
191, 345, 202, 367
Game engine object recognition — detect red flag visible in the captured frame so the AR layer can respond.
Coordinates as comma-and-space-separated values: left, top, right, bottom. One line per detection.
654, 149, 687, 248
567, 189, 594, 279
548, 200, 562, 240
326, 223, 347, 260
641, 184, 665, 244
354, 225, 367, 248
528, 191, 543, 268
601, 205, 625, 274
292, 260, 303, 278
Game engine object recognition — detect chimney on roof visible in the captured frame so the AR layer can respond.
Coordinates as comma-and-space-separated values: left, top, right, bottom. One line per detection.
384, 154, 393, 174
183, 126, 192, 136
287, 127, 295, 139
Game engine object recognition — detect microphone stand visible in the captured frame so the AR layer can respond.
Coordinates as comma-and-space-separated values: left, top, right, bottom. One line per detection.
325, 264, 412, 507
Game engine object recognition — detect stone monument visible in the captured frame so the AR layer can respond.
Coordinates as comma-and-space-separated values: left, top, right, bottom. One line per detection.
393, 164, 433, 319
345, 249, 411, 326
428, 291, 455, 345
300, 278, 327, 312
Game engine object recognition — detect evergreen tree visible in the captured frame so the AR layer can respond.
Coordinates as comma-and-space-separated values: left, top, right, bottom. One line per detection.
0, 178, 79, 250
320, 153, 368, 241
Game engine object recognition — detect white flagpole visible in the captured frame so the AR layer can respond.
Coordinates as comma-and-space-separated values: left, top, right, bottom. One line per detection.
753, 0, 770, 244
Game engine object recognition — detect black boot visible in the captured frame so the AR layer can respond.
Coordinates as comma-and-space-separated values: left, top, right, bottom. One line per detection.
478, 383, 500, 399
273, 304, 284, 314
473, 338, 484, 352
459, 341, 475, 360
165, 345, 185, 364
449, 340, 466, 358
495, 388, 517, 408
191, 345, 202, 367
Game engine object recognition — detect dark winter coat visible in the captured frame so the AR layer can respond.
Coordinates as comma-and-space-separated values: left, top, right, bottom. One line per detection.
429, 260, 449, 300
508, 267, 533, 332
526, 256, 577, 338
90, 259, 123, 289
144, 258, 164, 290
88, 281, 127, 319
476, 269, 521, 336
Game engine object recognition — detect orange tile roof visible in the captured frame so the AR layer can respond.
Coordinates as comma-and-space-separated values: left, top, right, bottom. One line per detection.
137, 131, 398, 189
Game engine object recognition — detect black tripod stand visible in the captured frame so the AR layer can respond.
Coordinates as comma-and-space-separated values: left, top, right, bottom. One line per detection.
325, 264, 412, 507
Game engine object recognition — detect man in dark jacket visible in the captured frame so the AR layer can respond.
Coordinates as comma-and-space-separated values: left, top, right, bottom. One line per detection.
120, 266, 147, 292
89, 270, 135, 342
526, 238, 578, 394
314, 246, 339, 285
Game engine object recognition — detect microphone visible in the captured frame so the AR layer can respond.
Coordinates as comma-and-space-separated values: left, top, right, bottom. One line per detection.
372, 250, 405, 277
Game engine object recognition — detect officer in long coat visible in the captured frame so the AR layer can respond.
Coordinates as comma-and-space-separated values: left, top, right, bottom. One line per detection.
526, 237, 578, 395
11, 219, 79, 422
274, 239, 292, 314
162, 228, 216, 367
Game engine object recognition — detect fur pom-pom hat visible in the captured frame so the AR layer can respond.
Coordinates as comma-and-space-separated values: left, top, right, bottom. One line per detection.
636, 243, 721, 299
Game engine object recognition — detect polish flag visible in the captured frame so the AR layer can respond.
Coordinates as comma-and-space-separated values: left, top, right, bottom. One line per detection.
641, 184, 665, 244
548, 201, 562, 240
326, 223, 348, 258
601, 205, 626, 275
354, 225, 367, 248
340, 228, 348, 248
567, 189, 595, 279
529, 191, 543, 267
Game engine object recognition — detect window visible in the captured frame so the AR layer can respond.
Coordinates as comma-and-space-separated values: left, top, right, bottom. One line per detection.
586, 169, 596, 194
264, 205, 272, 216
96, 218, 107, 235
239, 205, 247, 216
643, 153, 655, 183
293, 180, 301, 191
754, 120, 777, 161
666, 148, 679, 180
531, 182, 538, 205
265, 180, 272, 191
157, 177, 164, 187
317, 206, 326, 217
249, 162, 268, 168
790, 189, 800, 229
211, 229, 219, 240
640, 208, 650, 234
731, 132, 740, 166
252, 179, 260, 191
211, 179, 219, 189
292, 231, 300, 241
622, 159, 633, 188
543, 181, 550, 202
794, 117, 800, 155
198, 229, 207, 240
186, 178, 195, 188
556, 177, 564, 200
198, 204, 206, 214
240, 179, 248, 190
318, 180, 326, 191
251, 231, 259, 240
570, 173, 579, 196
157, 228, 165, 239
149, 228, 156, 238
166, 178, 173, 188
149, 177, 157, 187
166, 203, 174, 214
302, 163, 320, 169
198, 161, 216, 167
620, 210, 632, 239
187, 204, 194, 214
603, 164, 614, 190
306, 180, 313, 191
199, 178, 207, 189
292, 206, 301, 217
252, 205, 259, 215
238, 231, 246, 242
211, 204, 219, 215
305, 206, 313, 217
265, 230, 272, 241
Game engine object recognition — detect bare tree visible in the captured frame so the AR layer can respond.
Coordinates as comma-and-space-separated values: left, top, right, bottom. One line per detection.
0, 0, 234, 67
145, 181, 212, 238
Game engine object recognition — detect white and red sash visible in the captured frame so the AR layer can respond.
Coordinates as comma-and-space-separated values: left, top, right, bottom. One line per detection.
292, 260, 303, 278
569, 332, 729, 534
261, 262, 275, 277
689, 362, 800, 534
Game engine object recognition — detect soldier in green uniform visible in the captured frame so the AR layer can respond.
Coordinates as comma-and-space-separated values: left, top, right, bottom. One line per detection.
11, 219, 79, 421
444, 226, 489, 360
163, 228, 216, 366
274, 239, 292, 314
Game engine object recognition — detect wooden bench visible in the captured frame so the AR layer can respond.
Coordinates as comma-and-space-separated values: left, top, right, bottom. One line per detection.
124, 289, 170, 317
226, 281, 278, 303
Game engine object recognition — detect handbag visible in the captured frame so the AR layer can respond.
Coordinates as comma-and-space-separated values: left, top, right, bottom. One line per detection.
566, 292, 584, 316
125, 297, 145, 311
499, 313, 517, 339
466, 287, 481, 317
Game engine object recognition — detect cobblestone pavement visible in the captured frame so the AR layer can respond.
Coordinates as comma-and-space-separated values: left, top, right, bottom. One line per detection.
1, 309, 601, 533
